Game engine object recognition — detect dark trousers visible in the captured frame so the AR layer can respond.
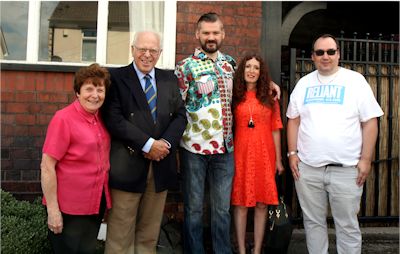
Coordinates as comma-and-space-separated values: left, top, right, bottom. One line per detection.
48, 193, 106, 254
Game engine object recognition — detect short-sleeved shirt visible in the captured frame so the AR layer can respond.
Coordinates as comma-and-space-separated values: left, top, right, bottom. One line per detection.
42, 100, 111, 215
175, 48, 236, 154
286, 67, 384, 167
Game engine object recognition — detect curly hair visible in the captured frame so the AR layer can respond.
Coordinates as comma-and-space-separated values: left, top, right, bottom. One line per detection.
232, 54, 274, 109
74, 63, 111, 94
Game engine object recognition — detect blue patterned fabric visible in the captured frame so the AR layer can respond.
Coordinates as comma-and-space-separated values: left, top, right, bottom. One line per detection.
144, 74, 157, 121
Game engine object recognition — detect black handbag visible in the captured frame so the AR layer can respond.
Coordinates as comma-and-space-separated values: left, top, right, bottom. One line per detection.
264, 175, 293, 254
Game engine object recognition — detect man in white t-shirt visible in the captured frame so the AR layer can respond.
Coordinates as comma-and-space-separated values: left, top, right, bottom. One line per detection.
286, 34, 383, 254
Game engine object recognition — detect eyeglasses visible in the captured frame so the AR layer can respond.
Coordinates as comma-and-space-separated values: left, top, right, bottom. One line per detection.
314, 49, 338, 56
134, 46, 160, 56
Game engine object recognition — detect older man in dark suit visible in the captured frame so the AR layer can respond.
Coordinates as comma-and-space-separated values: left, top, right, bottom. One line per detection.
102, 31, 187, 254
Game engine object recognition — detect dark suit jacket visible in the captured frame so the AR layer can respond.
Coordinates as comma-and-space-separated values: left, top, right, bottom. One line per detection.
102, 64, 187, 193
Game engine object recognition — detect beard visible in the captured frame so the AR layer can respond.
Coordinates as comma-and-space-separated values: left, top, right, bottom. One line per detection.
200, 39, 221, 54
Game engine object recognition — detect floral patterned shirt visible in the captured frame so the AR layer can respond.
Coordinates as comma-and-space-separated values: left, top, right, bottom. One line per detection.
175, 48, 236, 155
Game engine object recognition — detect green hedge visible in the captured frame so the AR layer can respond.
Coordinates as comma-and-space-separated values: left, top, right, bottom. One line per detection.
1, 189, 51, 254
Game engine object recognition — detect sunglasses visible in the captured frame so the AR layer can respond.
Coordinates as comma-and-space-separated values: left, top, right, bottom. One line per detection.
314, 49, 337, 56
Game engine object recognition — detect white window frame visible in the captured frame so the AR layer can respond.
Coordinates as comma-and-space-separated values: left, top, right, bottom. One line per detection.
1, 0, 177, 69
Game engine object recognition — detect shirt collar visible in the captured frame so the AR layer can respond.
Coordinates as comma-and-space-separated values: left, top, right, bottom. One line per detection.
193, 48, 226, 62
73, 99, 98, 123
132, 62, 155, 80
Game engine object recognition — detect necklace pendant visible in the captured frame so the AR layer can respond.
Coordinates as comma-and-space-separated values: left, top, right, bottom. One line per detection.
248, 119, 255, 128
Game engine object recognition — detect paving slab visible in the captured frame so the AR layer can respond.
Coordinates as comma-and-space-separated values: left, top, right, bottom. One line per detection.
288, 227, 399, 254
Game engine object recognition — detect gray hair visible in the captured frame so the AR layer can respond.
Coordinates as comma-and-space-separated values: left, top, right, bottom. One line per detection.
132, 30, 163, 49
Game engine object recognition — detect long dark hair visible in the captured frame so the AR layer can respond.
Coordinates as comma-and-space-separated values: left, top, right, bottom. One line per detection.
232, 54, 274, 109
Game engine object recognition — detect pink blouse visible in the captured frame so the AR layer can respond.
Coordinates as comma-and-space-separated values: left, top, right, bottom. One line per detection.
42, 100, 111, 215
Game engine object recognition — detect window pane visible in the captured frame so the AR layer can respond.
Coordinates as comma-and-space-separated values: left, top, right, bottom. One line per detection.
0, 1, 29, 60
106, 1, 130, 65
39, 1, 98, 63
82, 40, 96, 62
106, 1, 164, 65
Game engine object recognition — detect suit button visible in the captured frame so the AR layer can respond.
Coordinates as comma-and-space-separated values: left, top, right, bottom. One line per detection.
130, 113, 134, 117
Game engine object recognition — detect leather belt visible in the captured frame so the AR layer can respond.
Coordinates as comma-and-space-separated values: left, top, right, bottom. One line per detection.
325, 163, 343, 167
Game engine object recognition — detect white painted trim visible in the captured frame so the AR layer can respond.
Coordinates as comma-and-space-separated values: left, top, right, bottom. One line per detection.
26, 1, 41, 63
161, 0, 177, 69
96, 0, 109, 65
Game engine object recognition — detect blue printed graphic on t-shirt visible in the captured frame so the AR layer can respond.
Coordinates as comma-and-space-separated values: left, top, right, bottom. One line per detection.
304, 85, 345, 104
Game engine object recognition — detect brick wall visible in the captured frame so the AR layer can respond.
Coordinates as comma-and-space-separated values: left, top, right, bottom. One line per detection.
1, 70, 76, 200
175, 1, 263, 63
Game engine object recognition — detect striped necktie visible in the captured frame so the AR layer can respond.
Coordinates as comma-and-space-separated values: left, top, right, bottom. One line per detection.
144, 74, 157, 122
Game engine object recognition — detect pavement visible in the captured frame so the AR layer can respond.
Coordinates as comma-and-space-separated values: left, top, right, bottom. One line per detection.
97, 224, 399, 253
287, 227, 399, 254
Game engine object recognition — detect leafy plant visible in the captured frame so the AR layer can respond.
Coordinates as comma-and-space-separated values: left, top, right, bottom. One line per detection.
1, 189, 51, 254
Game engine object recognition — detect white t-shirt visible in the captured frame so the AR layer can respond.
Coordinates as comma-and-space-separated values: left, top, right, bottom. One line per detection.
286, 67, 384, 167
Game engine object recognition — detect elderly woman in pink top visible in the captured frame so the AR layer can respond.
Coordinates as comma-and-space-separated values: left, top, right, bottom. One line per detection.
40, 63, 111, 254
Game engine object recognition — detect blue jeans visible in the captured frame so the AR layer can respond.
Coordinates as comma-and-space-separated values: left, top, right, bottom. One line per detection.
180, 149, 234, 254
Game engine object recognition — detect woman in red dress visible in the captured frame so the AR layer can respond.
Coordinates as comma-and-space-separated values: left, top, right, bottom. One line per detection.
231, 54, 284, 254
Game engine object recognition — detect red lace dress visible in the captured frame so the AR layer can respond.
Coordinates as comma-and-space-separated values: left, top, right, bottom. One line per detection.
231, 91, 283, 207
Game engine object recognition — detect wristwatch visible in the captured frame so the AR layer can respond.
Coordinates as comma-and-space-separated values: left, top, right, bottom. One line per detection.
287, 150, 298, 157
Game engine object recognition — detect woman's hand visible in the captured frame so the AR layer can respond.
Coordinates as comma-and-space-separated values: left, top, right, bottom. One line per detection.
276, 160, 285, 175
47, 207, 63, 234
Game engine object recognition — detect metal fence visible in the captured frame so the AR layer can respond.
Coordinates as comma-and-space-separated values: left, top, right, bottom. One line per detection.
281, 32, 399, 224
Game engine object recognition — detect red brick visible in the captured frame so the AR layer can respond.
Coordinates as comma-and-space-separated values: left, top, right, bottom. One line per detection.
36, 73, 46, 91
67, 94, 76, 103
193, 4, 222, 15
1, 181, 42, 193
45, 72, 66, 92
1, 149, 9, 160
64, 73, 75, 92
36, 114, 53, 125
223, 16, 235, 26
5, 102, 30, 113
177, 13, 199, 23
1, 159, 12, 170
37, 92, 69, 103
35, 136, 46, 147
1, 137, 14, 147
28, 104, 42, 114
28, 125, 47, 137
177, 3, 190, 12
1, 71, 17, 91
1, 102, 6, 114
12, 148, 34, 159
15, 75, 35, 91
1, 91, 15, 102
1, 114, 15, 125
14, 126, 30, 136
15, 92, 36, 102
5, 170, 21, 181
15, 114, 36, 125
177, 23, 190, 34
40, 104, 58, 114
14, 158, 40, 170
238, 7, 262, 17
223, 7, 236, 16
58, 103, 70, 110
21, 170, 39, 181
1, 125, 14, 136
